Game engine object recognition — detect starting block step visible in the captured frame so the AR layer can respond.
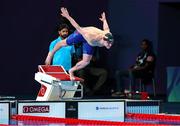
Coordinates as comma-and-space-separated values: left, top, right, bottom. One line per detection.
39, 65, 65, 73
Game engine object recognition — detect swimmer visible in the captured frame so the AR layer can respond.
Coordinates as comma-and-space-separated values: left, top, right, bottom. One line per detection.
45, 7, 114, 80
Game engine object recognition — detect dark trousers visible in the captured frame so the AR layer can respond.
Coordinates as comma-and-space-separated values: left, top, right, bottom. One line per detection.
115, 69, 147, 92
76, 67, 108, 93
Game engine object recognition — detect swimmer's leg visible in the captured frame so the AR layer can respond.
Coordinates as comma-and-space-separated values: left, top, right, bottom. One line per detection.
69, 54, 92, 80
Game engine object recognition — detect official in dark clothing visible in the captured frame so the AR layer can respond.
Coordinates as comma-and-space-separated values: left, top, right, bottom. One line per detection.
112, 39, 156, 96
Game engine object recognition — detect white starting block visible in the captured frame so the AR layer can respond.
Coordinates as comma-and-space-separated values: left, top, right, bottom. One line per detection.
35, 65, 83, 101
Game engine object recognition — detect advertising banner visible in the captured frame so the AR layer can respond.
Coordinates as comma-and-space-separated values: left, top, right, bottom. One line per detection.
78, 101, 124, 122
18, 102, 65, 118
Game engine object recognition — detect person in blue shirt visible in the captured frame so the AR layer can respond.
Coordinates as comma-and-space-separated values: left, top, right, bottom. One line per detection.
45, 23, 75, 71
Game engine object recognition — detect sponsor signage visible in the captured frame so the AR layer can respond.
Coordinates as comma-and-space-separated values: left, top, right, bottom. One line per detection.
18, 102, 65, 118
78, 102, 124, 122
23, 105, 49, 113
0, 102, 9, 124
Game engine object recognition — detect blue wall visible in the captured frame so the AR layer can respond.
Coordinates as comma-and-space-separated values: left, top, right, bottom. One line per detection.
107, 0, 158, 71
158, 2, 180, 95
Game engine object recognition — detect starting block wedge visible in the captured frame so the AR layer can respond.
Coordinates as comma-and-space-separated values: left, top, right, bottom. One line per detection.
35, 65, 83, 101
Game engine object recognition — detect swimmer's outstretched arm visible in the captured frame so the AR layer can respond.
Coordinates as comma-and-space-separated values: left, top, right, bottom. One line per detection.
61, 7, 83, 34
45, 39, 67, 65
99, 12, 110, 32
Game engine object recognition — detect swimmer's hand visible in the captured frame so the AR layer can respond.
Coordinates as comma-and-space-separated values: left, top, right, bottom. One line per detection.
61, 7, 70, 19
45, 53, 52, 65
99, 12, 106, 22
60, 7, 82, 34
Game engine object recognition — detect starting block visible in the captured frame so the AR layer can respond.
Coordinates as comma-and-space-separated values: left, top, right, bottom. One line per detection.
35, 65, 83, 101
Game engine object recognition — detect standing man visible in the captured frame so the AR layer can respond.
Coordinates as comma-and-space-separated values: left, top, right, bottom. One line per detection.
45, 23, 75, 71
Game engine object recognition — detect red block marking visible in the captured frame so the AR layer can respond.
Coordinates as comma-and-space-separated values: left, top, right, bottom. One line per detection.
48, 73, 82, 81
39, 65, 65, 73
